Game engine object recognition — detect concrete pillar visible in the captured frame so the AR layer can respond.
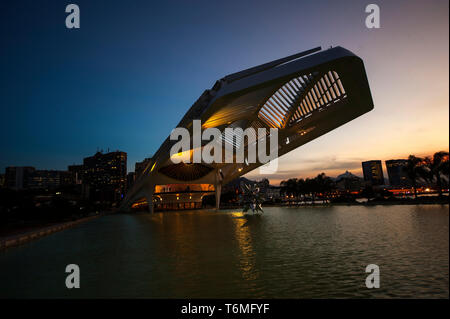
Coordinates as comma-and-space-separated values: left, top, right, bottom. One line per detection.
145, 185, 155, 213
215, 168, 223, 210
215, 183, 222, 210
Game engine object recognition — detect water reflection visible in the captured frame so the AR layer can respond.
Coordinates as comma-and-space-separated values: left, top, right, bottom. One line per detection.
0, 206, 447, 298
230, 212, 259, 283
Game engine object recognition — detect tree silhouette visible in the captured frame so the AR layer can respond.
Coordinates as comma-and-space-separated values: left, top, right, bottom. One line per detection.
404, 155, 429, 199
429, 151, 449, 197
315, 173, 335, 203
281, 173, 335, 204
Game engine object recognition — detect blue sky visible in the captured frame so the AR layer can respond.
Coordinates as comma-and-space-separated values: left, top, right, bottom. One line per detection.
1, 0, 448, 183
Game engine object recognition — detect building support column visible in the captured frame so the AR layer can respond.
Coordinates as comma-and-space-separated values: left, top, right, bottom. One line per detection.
215, 183, 222, 210
144, 184, 155, 213
215, 168, 223, 210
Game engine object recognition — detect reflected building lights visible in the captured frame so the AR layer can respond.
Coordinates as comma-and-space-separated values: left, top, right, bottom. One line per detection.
230, 212, 259, 283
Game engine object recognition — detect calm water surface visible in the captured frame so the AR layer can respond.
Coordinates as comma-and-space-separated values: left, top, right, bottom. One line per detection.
0, 205, 448, 298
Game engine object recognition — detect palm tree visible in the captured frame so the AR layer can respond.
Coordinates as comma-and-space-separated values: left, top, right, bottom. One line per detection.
404, 155, 429, 199
422, 156, 434, 186
296, 178, 307, 203
280, 180, 288, 197
429, 151, 449, 197
315, 173, 335, 203
305, 177, 318, 204
282, 178, 298, 201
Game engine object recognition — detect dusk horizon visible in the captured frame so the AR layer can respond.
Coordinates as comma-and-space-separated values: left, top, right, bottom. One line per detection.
1, 0, 448, 183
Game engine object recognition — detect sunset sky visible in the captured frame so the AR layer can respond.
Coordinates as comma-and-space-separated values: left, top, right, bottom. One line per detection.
1, 0, 448, 185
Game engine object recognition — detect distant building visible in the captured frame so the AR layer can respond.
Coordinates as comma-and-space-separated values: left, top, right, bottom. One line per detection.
59, 171, 74, 186
27, 170, 62, 189
265, 186, 281, 201
135, 157, 152, 180
83, 151, 127, 202
5, 166, 35, 189
68, 164, 84, 185
3, 167, 80, 190
362, 160, 385, 186
335, 171, 365, 192
385, 159, 411, 187
0, 174, 4, 188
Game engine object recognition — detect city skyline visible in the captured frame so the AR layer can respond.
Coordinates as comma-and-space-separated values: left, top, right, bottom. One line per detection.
1, 0, 448, 186
2, 148, 445, 186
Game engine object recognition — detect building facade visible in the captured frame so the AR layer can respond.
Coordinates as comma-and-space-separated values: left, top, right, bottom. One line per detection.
27, 170, 62, 189
5, 166, 36, 189
68, 164, 84, 185
83, 151, 127, 203
265, 186, 281, 202
362, 160, 385, 186
385, 159, 411, 187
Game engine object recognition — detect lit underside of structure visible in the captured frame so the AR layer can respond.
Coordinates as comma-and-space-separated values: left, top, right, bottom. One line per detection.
121, 46, 374, 212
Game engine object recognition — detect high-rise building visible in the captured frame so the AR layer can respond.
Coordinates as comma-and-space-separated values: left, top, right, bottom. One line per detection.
5, 166, 35, 189
385, 159, 411, 187
362, 160, 385, 186
0, 173, 5, 188
83, 151, 127, 202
